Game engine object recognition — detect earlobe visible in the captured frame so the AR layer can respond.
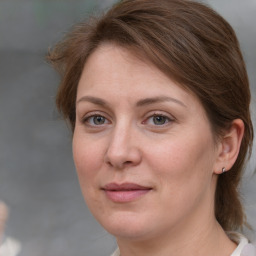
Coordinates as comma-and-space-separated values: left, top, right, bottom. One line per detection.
213, 119, 244, 175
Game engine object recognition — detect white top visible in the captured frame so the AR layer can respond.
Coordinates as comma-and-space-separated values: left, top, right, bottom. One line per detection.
229, 233, 256, 256
0, 237, 21, 256
110, 233, 256, 256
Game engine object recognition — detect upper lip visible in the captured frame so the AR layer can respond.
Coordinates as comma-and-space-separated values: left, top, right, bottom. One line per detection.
102, 183, 152, 191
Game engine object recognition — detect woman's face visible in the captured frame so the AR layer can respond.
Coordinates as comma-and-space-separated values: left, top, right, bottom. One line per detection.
73, 44, 221, 241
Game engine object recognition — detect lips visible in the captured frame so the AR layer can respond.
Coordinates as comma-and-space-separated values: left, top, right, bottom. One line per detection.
102, 183, 152, 203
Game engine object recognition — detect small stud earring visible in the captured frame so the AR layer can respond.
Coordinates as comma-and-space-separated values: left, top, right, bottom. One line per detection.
222, 167, 226, 173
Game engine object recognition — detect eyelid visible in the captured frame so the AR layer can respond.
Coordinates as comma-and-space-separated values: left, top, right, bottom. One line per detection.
145, 111, 175, 120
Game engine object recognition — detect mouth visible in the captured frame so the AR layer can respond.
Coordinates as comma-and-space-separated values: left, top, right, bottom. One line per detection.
102, 183, 152, 203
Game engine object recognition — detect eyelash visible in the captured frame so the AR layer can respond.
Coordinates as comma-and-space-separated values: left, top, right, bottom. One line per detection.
81, 112, 174, 128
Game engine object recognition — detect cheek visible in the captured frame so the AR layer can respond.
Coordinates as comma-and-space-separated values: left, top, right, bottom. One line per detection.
146, 132, 215, 193
72, 134, 104, 188
146, 137, 215, 223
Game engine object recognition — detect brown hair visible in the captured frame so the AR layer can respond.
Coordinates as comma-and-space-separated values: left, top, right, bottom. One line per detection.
47, 0, 254, 231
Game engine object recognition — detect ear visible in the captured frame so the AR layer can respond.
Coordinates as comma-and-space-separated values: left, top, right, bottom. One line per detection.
213, 119, 244, 174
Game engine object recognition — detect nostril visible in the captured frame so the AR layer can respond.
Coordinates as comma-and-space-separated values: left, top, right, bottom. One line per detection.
104, 145, 142, 169
106, 160, 134, 169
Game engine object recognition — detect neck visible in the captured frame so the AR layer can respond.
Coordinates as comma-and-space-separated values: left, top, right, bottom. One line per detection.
117, 219, 236, 256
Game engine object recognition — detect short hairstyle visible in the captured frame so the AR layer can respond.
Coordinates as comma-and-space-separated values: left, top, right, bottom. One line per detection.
47, 0, 254, 231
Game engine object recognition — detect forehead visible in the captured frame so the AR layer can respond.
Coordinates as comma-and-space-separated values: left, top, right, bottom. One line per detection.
78, 43, 188, 98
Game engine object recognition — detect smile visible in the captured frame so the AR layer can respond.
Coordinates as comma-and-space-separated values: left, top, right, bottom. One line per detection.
102, 183, 152, 203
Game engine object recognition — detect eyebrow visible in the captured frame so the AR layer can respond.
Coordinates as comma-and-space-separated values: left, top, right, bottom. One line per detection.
76, 95, 187, 108
136, 96, 187, 108
76, 96, 107, 106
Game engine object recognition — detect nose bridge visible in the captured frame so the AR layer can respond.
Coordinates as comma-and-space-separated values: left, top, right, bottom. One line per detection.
111, 121, 131, 149
105, 119, 141, 169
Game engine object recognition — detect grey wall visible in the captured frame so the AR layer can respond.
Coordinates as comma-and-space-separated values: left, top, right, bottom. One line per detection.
0, 1, 255, 256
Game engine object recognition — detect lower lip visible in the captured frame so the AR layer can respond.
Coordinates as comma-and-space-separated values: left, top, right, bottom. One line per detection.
104, 189, 151, 203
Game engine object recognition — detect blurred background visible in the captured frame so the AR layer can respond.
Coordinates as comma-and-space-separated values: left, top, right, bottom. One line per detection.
0, 0, 255, 255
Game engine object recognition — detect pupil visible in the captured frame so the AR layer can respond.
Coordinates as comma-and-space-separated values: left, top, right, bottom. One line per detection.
153, 116, 166, 125
94, 116, 105, 125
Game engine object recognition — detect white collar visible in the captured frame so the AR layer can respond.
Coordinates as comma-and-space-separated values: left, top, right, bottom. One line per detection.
229, 232, 249, 256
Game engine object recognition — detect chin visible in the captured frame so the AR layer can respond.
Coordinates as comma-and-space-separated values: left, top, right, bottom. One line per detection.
107, 225, 152, 241
97, 211, 159, 240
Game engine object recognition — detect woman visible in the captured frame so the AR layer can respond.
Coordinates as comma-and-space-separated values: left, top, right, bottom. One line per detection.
48, 0, 255, 255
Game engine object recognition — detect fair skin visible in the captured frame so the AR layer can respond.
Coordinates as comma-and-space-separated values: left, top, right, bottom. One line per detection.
73, 44, 244, 256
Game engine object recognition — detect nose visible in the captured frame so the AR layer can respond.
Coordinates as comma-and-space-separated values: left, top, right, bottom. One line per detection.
104, 124, 142, 170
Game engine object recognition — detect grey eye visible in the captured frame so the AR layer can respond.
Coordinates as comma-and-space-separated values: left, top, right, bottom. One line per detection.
152, 116, 168, 125
92, 116, 106, 125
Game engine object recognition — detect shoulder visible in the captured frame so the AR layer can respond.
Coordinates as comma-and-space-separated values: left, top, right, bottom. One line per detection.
241, 244, 256, 256
228, 232, 256, 256
0, 236, 21, 256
